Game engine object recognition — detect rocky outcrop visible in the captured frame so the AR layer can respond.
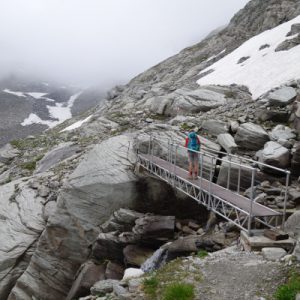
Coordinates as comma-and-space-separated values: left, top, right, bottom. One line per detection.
149, 88, 226, 115
234, 123, 269, 150
0, 180, 45, 300
8, 135, 140, 300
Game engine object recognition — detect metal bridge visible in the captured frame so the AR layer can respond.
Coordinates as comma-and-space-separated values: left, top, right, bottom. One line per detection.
137, 135, 290, 235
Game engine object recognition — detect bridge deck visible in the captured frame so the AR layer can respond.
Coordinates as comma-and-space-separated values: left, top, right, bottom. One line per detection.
140, 154, 280, 218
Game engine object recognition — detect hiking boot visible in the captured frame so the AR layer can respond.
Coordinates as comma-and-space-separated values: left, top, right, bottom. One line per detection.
187, 173, 193, 180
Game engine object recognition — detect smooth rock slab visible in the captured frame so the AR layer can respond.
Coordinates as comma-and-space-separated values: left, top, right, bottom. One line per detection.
235, 123, 269, 151
9, 135, 139, 300
35, 142, 80, 174
0, 180, 45, 300
262, 247, 287, 261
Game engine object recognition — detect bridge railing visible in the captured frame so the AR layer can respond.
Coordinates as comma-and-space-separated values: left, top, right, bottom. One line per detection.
138, 133, 290, 231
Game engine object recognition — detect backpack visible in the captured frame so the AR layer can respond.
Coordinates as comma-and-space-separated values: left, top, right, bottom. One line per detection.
188, 132, 200, 151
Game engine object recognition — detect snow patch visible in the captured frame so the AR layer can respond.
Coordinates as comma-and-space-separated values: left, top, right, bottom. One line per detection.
197, 15, 300, 99
27, 92, 47, 99
206, 49, 226, 62
21, 113, 53, 127
21, 92, 82, 128
3, 89, 26, 97
61, 115, 92, 132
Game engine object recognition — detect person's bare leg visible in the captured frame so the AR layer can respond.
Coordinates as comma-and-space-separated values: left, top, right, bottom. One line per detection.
188, 162, 193, 179
194, 161, 199, 178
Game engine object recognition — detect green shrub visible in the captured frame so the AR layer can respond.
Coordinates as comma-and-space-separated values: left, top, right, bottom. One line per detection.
197, 249, 209, 259
163, 282, 195, 300
143, 276, 159, 298
21, 161, 37, 171
275, 272, 300, 300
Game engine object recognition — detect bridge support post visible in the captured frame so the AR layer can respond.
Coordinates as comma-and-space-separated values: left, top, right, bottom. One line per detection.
281, 171, 290, 230
248, 167, 256, 236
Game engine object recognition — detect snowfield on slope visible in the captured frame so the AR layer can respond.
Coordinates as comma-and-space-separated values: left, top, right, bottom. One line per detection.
197, 15, 300, 99
21, 92, 82, 128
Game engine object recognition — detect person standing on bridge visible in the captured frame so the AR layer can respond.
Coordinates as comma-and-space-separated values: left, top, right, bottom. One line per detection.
185, 130, 201, 180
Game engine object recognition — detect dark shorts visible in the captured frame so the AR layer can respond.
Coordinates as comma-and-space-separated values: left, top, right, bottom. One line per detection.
188, 151, 199, 163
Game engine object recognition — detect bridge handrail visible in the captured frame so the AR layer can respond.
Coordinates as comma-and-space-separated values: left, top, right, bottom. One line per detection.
147, 134, 290, 175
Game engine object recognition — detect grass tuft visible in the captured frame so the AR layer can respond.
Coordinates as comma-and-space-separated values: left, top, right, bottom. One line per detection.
274, 272, 300, 300
197, 249, 209, 259
163, 282, 195, 300
143, 276, 159, 298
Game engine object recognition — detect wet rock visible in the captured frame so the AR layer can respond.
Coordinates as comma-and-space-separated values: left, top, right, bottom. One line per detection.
234, 123, 269, 150
217, 133, 238, 154
267, 87, 297, 106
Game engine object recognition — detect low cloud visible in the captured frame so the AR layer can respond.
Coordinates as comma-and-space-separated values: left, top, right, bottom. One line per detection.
0, 0, 249, 88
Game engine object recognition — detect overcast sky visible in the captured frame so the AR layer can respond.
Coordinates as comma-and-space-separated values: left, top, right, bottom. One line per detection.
0, 0, 249, 88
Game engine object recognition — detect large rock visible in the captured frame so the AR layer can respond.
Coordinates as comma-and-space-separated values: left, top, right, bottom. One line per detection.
269, 125, 296, 142
257, 108, 290, 123
262, 247, 287, 261
217, 133, 238, 154
133, 215, 175, 245
267, 87, 297, 106
148, 88, 226, 115
8, 135, 140, 300
285, 211, 300, 239
291, 142, 300, 176
234, 123, 269, 150
0, 143, 20, 164
258, 141, 291, 171
293, 99, 300, 134
0, 180, 45, 300
123, 245, 154, 267
66, 261, 106, 300
171, 88, 226, 114
202, 120, 229, 137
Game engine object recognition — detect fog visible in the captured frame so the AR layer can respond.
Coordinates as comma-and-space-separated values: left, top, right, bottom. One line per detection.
0, 0, 249, 88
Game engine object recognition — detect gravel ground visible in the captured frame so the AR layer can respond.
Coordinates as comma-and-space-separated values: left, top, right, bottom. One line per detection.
185, 246, 291, 300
